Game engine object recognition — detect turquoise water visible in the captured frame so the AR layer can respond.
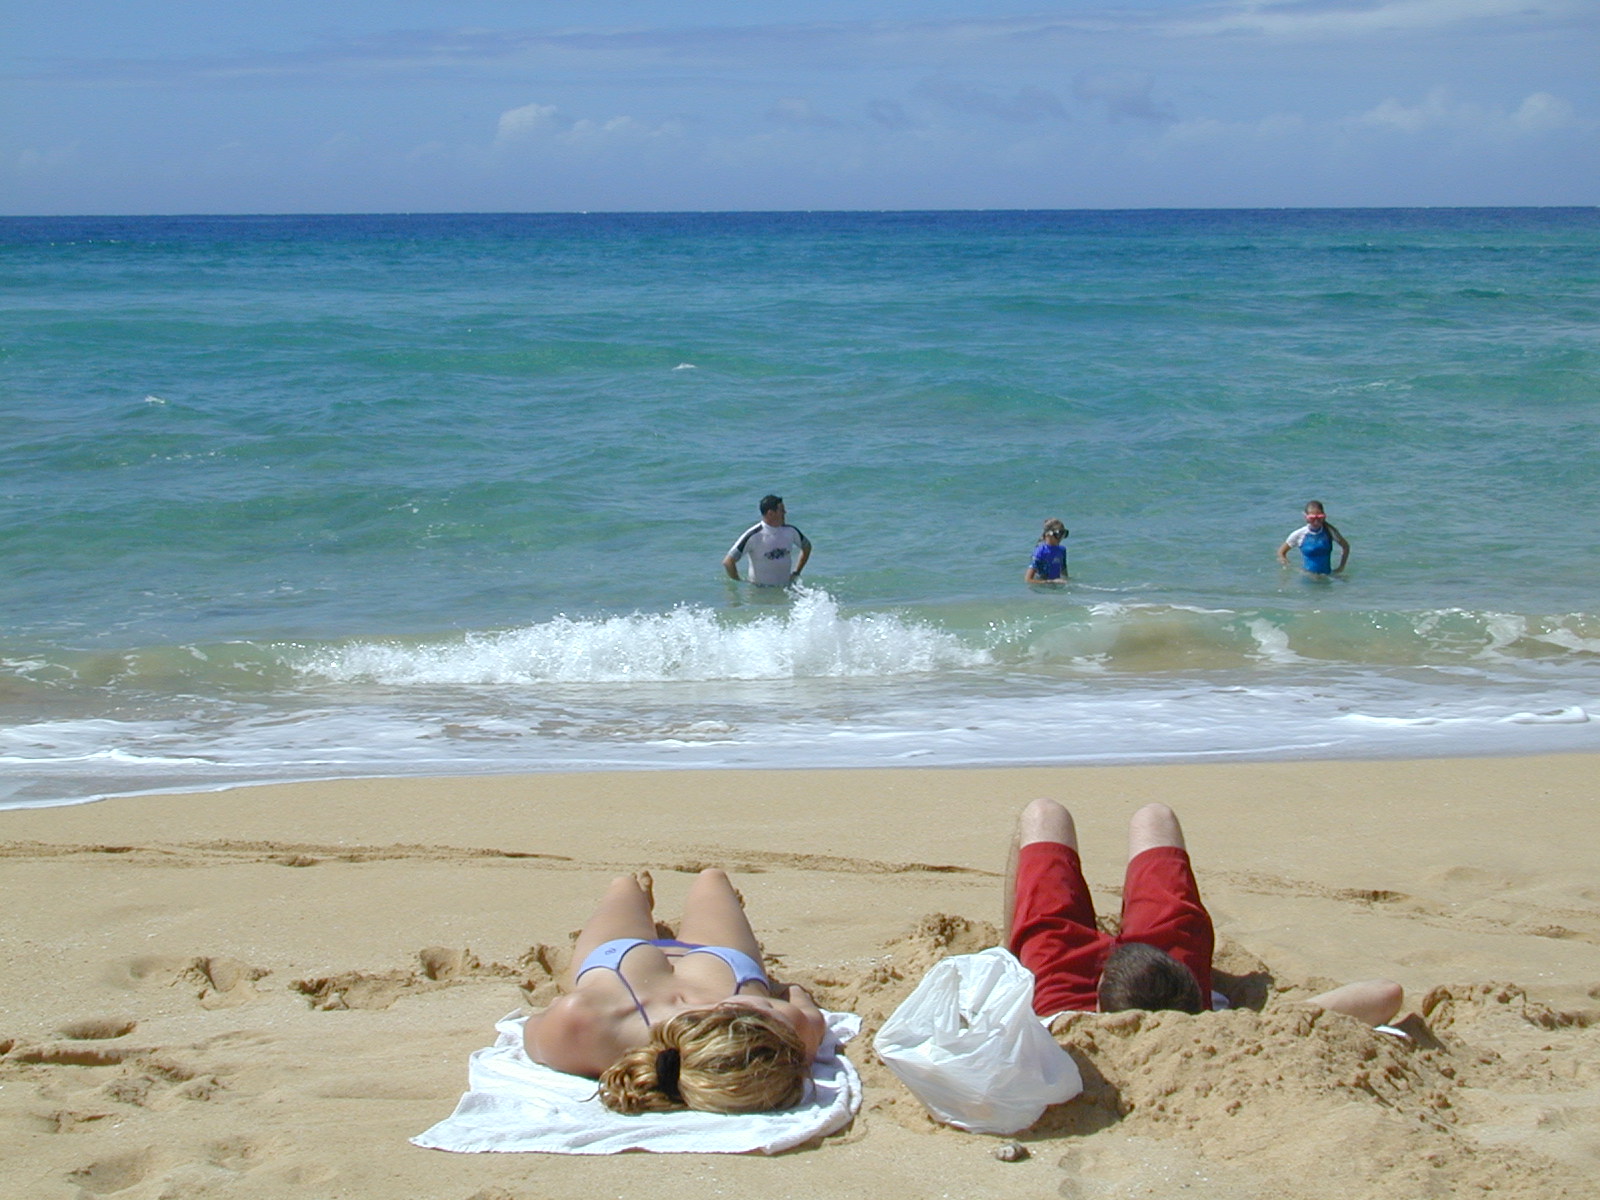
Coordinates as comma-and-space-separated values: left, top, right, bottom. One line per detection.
3, 210, 1598, 806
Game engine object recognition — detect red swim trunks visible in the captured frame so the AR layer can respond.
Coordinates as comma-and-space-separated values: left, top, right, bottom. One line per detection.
1006, 841, 1214, 1016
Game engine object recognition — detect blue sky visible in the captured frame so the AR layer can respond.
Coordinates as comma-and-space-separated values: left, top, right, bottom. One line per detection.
3, 0, 1595, 213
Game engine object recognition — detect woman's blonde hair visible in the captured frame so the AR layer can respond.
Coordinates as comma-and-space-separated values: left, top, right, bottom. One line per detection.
596, 1006, 809, 1115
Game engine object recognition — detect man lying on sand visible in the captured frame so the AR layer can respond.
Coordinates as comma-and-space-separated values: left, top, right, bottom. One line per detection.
1005, 798, 1404, 1024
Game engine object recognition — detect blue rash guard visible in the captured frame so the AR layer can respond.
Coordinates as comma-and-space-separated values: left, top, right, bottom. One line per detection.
1287, 524, 1335, 573
1299, 526, 1333, 573
1029, 542, 1067, 581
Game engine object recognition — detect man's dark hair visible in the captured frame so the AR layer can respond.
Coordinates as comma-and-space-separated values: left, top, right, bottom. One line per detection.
1097, 942, 1205, 1014
759, 494, 784, 514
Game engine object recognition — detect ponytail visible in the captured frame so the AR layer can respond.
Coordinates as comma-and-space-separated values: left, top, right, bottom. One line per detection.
597, 1007, 808, 1115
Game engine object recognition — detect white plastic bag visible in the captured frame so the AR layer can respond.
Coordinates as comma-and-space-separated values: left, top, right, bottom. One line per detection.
873, 947, 1082, 1134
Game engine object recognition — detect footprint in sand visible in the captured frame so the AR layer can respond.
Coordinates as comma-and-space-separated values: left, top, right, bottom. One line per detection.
101, 1056, 216, 1110
418, 946, 475, 981
115, 955, 268, 1008
297, 947, 525, 1009
205, 1134, 282, 1171
31, 1108, 115, 1134
11, 1044, 137, 1067
294, 970, 412, 1011
66, 1147, 159, 1195
57, 1017, 137, 1040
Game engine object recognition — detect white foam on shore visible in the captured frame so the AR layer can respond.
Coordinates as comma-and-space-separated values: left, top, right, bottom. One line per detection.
6, 595, 1600, 810
5, 665, 1598, 810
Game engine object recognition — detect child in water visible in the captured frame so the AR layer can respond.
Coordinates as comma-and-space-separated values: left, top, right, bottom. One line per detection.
1025, 518, 1069, 584
1277, 501, 1350, 576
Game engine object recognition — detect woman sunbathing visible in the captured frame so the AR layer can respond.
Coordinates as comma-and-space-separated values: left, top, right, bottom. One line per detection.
523, 868, 827, 1115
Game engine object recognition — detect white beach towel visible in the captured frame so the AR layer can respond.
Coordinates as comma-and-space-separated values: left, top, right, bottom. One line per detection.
411, 1009, 862, 1156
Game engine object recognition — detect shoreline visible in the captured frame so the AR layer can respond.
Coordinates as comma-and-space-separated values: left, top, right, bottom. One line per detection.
4, 755, 1598, 1198
12, 734, 1600, 814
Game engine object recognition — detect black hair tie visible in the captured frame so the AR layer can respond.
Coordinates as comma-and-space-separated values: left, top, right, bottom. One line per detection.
655, 1047, 683, 1102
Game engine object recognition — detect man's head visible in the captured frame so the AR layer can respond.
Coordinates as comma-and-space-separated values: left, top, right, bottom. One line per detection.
759, 495, 785, 525
1097, 942, 1205, 1014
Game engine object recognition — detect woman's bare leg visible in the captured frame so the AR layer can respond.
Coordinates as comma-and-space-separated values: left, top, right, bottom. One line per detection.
1305, 979, 1404, 1027
565, 874, 657, 987
676, 868, 763, 962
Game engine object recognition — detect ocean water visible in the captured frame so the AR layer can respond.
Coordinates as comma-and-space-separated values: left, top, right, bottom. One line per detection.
2, 209, 1598, 808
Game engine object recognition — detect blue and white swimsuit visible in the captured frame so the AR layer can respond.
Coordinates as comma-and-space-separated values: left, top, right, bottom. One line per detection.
575, 938, 770, 1026
1285, 523, 1335, 573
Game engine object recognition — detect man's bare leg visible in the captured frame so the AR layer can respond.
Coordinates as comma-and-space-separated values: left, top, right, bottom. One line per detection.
1004, 799, 1078, 941
1127, 802, 1186, 858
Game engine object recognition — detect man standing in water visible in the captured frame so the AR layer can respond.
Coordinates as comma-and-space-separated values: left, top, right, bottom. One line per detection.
1277, 501, 1350, 576
723, 495, 812, 587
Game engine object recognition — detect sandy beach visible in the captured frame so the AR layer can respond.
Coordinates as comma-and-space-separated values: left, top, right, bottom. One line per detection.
4, 755, 1598, 1199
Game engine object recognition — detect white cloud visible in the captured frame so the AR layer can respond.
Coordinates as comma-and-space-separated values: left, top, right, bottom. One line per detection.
488, 101, 684, 161
767, 98, 846, 129
1145, 111, 1308, 153
1074, 72, 1175, 124
1143, 86, 1584, 155
1173, 0, 1584, 40
1505, 92, 1578, 134
1355, 88, 1584, 137
494, 102, 560, 146
16, 143, 81, 175
1357, 88, 1457, 132
562, 115, 683, 144
912, 77, 1068, 123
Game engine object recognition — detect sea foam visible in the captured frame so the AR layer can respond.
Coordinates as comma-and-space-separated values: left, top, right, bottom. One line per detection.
302, 590, 989, 686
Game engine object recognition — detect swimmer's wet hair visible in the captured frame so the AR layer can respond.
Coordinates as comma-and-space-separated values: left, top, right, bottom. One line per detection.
1097, 942, 1205, 1014
597, 1006, 809, 1115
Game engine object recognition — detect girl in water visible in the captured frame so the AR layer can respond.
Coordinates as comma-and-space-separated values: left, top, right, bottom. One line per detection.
1025, 518, 1070, 583
523, 868, 827, 1115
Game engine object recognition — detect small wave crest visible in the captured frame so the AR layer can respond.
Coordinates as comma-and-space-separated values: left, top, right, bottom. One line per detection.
301, 589, 990, 686
1008, 604, 1600, 673
7, 602, 1593, 700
